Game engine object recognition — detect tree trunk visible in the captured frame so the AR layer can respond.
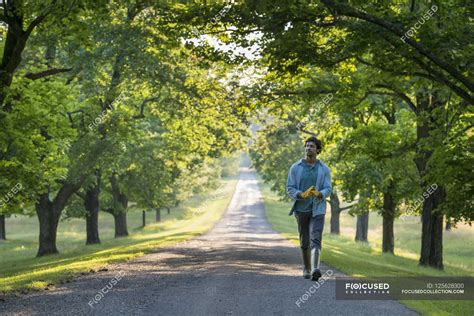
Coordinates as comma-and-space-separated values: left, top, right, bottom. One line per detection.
380, 111, 397, 254
419, 186, 445, 269
0, 214, 6, 240
156, 208, 161, 222
167, 207, 170, 214
0, 3, 31, 108
36, 194, 60, 256
113, 212, 129, 237
35, 179, 84, 256
445, 217, 452, 231
414, 90, 446, 270
355, 212, 369, 242
329, 191, 341, 234
142, 210, 146, 227
382, 185, 395, 254
109, 173, 129, 237
84, 179, 101, 245
429, 211, 444, 269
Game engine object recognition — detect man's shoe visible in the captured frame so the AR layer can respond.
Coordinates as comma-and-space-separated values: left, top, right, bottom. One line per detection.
311, 269, 322, 281
301, 248, 311, 279
311, 248, 322, 282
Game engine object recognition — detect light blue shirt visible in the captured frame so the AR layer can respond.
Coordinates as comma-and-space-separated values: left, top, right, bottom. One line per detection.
286, 158, 332, 217
294, 160, 320, 212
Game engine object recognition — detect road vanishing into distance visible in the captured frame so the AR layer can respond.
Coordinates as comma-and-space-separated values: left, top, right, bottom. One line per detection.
1, 164, 417, 315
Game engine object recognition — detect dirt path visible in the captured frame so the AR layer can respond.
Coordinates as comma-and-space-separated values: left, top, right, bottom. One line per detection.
1, 166, 418, 315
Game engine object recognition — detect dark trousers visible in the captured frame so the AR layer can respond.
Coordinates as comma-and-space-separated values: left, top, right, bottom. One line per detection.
295, 212, 325, 250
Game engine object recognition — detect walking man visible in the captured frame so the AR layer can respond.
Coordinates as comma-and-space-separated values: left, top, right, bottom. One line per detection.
286, 136, 332, 281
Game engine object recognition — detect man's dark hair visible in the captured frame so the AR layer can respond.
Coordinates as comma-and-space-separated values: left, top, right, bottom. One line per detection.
305, 136, 322, 153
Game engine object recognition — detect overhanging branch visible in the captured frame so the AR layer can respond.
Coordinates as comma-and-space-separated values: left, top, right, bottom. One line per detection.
25, 68, 72, 80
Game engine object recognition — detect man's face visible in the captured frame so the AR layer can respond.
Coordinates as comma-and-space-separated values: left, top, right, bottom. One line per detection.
305, 141, 318, 157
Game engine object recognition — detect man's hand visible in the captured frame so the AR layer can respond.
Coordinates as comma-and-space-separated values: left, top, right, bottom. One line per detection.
300, 186, 322, 199
310, 187, 322, 199
299, 186, 313, 199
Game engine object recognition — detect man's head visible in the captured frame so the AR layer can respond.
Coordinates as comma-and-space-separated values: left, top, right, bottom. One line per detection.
304, 136, 322, 158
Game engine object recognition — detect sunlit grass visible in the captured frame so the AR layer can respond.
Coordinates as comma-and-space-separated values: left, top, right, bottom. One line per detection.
260, 180, 474, 316
0, 176, 238, 294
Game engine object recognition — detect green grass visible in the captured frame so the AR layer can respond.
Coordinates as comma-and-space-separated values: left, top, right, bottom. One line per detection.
0, 176, 238, 294
260, 181, 474, 316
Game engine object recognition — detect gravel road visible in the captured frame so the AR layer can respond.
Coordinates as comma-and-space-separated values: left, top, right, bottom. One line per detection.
0, 165, 418, 316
